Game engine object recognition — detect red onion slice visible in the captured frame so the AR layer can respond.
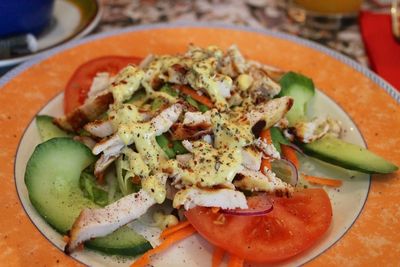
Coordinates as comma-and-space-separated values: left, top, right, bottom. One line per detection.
271, 158, 299, 186
286, 143, 304, 155
221, 195, 273, 216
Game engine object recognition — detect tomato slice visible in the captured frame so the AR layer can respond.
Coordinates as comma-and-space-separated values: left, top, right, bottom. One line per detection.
64, 56, 143, 114
185, 189, 332, 263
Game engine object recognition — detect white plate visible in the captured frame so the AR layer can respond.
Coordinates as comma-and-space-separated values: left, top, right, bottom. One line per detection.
0, 0, 102, 68
14, 89, 370, 267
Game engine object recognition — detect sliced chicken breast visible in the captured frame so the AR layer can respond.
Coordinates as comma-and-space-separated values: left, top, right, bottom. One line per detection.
84, 119, 114, 138
241, 146, 262, 171
151, 103, 183, 136
86, 72, 112, 101
65, 190, 156, 253
173, 187, 248, 210
94, 154, 117, 179
234, 168, 293, 196
92, 103, 183, 157
54, 92, 113, 132
246, 96, 293, 128
92, 134, 125, 156
183, 111, 211, 125
253, 138, 281, 159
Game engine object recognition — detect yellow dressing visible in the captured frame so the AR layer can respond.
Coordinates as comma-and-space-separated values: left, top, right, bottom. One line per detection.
141, 173, 167, 203
181, 141, 242, 187
107, 45, 283, 204
109, 103, 142, 130
187, 57, 231, 110
118, 123, 167, 170
111, 65, 144, 104
122, 147, 150, 178
153, 212, 179, 230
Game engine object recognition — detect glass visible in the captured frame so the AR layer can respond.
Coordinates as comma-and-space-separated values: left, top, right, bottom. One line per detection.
288, 0, 363, 30
294, 0, 363, 14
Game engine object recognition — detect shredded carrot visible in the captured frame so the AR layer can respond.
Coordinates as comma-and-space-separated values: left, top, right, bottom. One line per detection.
160, 220, 191, 239
131, 226, 197, 267
174, 84, 214, 108
260, 158, 271, 172
303, 174, 343, 187
211, 207, 221, 214
259, 129, 273, 172
63, 235, 70, 243
260, 128, 272, 144
212, 247, 225, 267
130, 252, 150, 267
227, 254, 244, 267
281, 144, 299, 169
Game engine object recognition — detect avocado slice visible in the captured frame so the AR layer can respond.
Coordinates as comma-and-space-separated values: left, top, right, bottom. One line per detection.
301, 135, 398, 174
278, 72, 398, 174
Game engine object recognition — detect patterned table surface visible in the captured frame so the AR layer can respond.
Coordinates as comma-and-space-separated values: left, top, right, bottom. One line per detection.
94, 0, 390, 67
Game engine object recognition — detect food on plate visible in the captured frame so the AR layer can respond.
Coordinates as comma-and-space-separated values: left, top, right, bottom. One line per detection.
25, 45, 398, 266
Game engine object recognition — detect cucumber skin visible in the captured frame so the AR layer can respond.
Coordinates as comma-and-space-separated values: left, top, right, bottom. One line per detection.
25, 138, 96, 233
36, 115, 70, 141
85, 227, 152, 256
301, 135, 398, 174
86, 241, 152, 256
25, 138, 152, 256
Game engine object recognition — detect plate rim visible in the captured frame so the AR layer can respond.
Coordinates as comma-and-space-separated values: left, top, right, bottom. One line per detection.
13, 89, 372, 267
1, 22, 396, 266
0, 0, 102, 68
0, 22, 399, 104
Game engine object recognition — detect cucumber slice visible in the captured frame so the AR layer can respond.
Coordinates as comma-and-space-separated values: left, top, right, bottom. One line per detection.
25, 138, 96, 232
85, 227, 152, 255
278, 72, 315, 125
301, 135, 398, 174
25, 138, 152, 255
36, 115, 70, 141
277, 73, 398, 174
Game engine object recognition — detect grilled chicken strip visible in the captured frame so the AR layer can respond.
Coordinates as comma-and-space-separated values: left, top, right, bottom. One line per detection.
254, 137, 281, 159
92, 103, 183, 157
54, 92, 113, 132
285, 117, 342, 143
65, 189, 156, 253
91, 103, 183, 179
173, 187, 248, 210
234, 168, 293, 196
246, 96, 293, 128
84, 120, 114, 138
241, 146, 262, 171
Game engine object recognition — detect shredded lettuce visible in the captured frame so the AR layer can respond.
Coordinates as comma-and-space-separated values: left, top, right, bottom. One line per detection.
79, 167, 109, 207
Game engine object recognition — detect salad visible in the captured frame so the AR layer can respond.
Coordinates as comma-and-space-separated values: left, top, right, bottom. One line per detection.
25, 45, 398, 266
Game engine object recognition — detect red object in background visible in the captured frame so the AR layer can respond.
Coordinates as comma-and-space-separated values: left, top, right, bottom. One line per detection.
359, 11, 400, 91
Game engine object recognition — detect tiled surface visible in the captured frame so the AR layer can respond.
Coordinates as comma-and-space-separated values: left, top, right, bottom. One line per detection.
94, 0, 389, 67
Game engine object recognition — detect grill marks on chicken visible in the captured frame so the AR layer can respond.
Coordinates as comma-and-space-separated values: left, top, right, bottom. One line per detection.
61, 45, 298, 253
